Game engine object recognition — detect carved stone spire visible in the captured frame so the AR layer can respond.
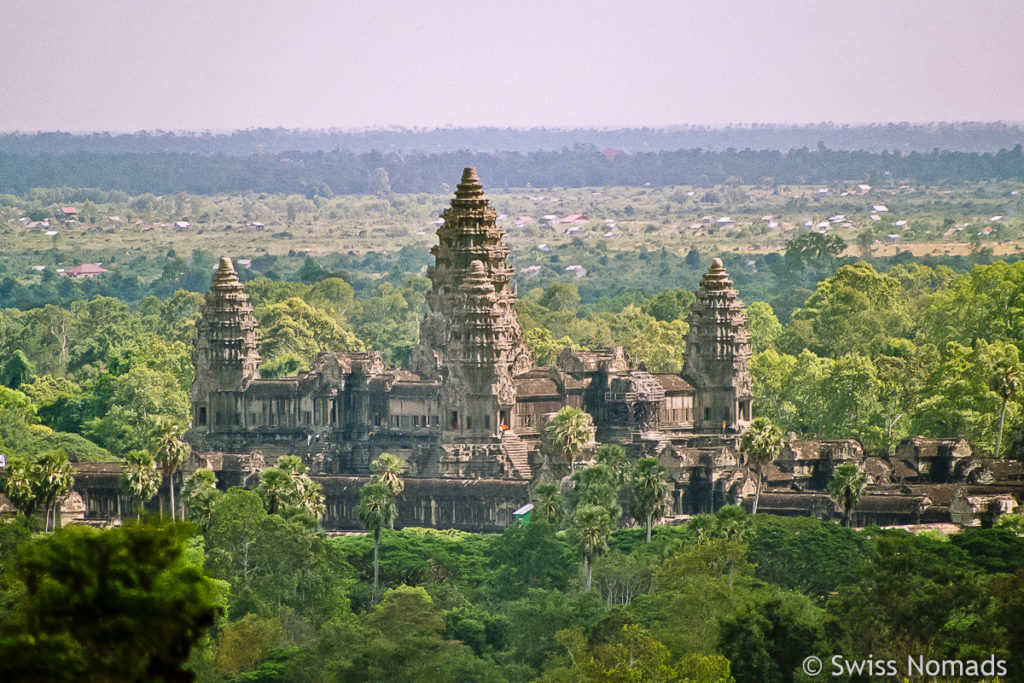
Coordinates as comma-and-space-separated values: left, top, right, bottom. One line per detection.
683, 258, 753, 432
191, 257, 261, 432
411, 168, 532, 437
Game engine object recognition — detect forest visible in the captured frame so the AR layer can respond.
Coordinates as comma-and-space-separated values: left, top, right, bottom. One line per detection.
0, 242, 1022, 465
2, 485, 1023, 680
1, 143, 1023, 196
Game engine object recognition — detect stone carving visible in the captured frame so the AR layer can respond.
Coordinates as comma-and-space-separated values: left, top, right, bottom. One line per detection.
496, 374, 516, 406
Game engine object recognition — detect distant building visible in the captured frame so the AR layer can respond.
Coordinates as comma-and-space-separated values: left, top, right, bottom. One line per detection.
185, 168, 754, 528
64, 263, 110, 278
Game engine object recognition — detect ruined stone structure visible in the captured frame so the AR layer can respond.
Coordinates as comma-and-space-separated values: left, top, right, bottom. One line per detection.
181, 168, 766, 528
33, 168, 1020, 531
683, 259, 753, 431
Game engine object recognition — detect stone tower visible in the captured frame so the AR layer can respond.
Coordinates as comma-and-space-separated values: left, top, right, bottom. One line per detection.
683, 258, 753, 432
411, 168, 532, 438
190, 257, 261, 434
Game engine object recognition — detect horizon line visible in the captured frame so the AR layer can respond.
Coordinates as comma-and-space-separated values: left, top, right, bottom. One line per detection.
4, 121, 1024, 136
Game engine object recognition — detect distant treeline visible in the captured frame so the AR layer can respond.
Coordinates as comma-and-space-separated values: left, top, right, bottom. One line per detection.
1, 144, 1023, 195
2, 122, 1023, 155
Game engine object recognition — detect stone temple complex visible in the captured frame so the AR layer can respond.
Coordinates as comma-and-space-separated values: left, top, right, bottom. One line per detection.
50, 169, 1023, 530
188, 168, 754, 487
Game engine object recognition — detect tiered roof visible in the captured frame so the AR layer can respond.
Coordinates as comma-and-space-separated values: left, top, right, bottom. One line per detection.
194, 257, 261, 383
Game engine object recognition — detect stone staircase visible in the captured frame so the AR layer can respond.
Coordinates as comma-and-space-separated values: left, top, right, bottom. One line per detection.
502, 433, 533, 479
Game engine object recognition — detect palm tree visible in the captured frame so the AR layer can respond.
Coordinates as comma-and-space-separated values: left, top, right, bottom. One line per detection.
34, 450, 74, 532
740, 417, 784, 514
1, 459, 38, 522
277, 455, 307, 474
827, 463, 867, 527
628, 458, 670, 543
296, 477, 327, 520
595, 443, 629, 487
545, 407, 593, 471
120, 450, 162, 521
992, 353, 1023, 458
531, 482, 563, 525
357, 482, 397, 604
181, 469, 220, 529
257, 468, 296, 515
711, 505, 753, 543
151, 421, 191, 520
370, 452, 406, 495
569, 504, 613, 591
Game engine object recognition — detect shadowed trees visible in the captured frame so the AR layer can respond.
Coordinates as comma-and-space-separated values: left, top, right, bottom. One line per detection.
0, 522, 222, 681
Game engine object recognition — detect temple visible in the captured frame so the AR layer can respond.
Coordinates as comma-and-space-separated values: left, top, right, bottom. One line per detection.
46, 168, 1022, 531
186, 168, 754, 490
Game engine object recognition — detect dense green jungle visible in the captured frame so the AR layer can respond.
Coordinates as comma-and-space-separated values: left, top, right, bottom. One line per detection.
1, 173, 1024, 681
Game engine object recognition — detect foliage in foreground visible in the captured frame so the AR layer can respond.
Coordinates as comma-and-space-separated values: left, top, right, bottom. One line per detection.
0, 504, 1022, 682
0, 521, 222, 682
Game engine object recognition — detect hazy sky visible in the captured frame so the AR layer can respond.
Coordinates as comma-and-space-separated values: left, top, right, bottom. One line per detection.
2, 0, 1022, 132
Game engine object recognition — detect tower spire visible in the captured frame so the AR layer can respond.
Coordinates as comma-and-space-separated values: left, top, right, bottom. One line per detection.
191, 257, 261, 433
411, 168, 532, 437
683, 258, 753, 432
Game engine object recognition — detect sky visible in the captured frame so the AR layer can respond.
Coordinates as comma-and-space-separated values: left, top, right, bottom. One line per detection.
1, 0, 1023, 133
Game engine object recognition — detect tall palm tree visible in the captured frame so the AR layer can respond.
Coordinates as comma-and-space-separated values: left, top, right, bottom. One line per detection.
357, 482, 397, 604
992, 353, 1023, 458
120, 450, 162, 521
34, 450, 74, 532
828, 463, 867, 527
545, 407, 593, 471
629, 458, 670, 543
531, 482, 563, 525
370, 452, 406, 495
151, 421, 191, 521
569, 504, 613, 591
740, 417, 784, 514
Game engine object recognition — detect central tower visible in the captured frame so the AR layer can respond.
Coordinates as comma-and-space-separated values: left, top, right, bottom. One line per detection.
683, 258, 753, 432
411, 168, 532, 438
